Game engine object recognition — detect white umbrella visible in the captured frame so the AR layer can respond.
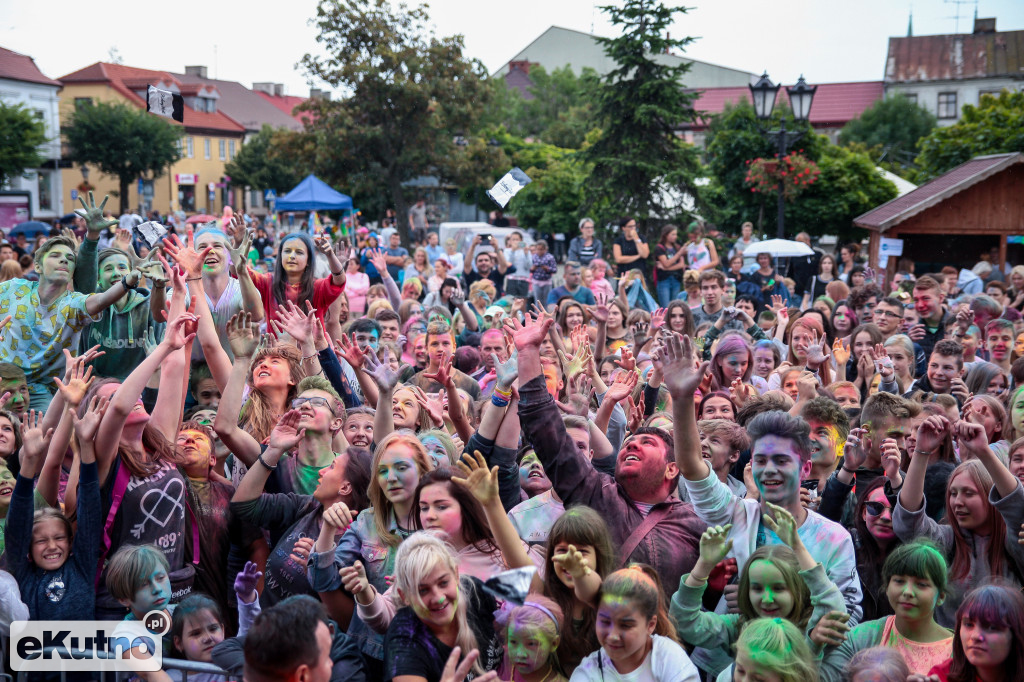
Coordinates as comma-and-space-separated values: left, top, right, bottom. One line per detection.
746, 239, 814, 258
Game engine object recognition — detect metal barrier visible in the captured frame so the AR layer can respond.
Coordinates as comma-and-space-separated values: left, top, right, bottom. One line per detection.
14, 646, 237, 682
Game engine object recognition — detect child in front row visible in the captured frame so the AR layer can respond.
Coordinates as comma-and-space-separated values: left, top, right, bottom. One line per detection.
6, 400, 105, 621
569, 564, 700, 682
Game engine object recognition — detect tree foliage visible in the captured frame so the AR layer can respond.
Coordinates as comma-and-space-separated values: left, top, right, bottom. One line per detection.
63, 101, 181, 213
702, 100, 895, 240
0, 101, 47, 189
913, 89, 1024, 181
298, 0, 499, 246
581, 0, 703, 240
839, 95, 936, 174
224, 125, 303, 195
493, 65, 602, 149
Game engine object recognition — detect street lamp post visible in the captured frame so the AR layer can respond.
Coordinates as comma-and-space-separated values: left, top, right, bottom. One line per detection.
749, 73, 817, 239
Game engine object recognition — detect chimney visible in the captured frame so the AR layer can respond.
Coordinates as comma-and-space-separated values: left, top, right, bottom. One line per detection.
185, 65, 208, 79
274, 84, 284, 96
310, 88, 330, 101
973, 17, 996, 34
509, 60, 532, 75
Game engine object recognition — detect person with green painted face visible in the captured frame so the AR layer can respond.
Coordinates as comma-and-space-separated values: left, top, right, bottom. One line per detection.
0, 363, 29, 416
662, 332, 863, 625
79, 247, 164, 381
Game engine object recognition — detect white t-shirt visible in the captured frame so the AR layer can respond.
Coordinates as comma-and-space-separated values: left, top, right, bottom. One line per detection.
570, 635, 700, 682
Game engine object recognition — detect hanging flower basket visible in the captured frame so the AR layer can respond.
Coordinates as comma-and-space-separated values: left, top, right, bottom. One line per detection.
77, 181, 95, 193
744, 152, 819, 200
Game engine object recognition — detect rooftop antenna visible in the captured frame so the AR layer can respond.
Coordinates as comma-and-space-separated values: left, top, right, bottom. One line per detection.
943, 0, 978, 33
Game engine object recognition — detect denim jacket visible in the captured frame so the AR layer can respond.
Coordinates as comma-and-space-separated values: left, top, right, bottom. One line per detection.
307, 508, 402, 661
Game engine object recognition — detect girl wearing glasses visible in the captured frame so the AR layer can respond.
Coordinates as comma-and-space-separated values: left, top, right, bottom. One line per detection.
852, 478, 900, 622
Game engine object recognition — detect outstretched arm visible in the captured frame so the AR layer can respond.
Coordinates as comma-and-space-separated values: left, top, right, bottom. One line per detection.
213, 313, 264, 468
656, 333, 712, 481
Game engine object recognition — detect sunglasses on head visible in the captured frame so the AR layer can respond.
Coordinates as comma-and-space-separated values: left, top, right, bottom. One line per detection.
864, 501, 889, 516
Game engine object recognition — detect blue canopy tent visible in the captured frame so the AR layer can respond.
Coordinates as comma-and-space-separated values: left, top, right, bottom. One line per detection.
275, 175, 353, 212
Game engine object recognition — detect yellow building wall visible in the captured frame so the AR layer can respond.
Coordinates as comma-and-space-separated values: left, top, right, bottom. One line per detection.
59, 83, 243, 217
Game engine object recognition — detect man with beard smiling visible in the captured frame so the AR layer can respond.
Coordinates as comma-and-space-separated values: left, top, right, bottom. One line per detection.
662, 333, 862, 623
510, 313, 705, 591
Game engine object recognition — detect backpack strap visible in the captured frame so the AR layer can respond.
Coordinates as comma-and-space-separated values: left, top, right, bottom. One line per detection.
618, 504, 673, 567
95, 462, 130, 588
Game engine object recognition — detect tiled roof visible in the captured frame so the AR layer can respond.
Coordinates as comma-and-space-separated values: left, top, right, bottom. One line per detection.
256, 91, 311, 125
174, 73, 304, 132
504, 66, 535, 100
59, 62, 245, 134
853, 153, 1024, 231
885, 30, 1024, 83
0, 46, 61, 87
687, 81, 885, 129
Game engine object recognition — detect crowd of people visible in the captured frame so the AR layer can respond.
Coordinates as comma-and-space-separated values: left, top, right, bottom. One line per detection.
2, 196, 1024, 682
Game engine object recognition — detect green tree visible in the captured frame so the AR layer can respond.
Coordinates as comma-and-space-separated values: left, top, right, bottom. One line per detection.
497, 65, 601, 149
914, 89, 1024, 181
702, 100, 825, 234
581, 0, 703, 240
224, 125, 302, 194
64, 101, 181, 213
839, 95, 935, 176
0, 101, 47, 189
702, 100, 893, 239
299, 0, 495, 247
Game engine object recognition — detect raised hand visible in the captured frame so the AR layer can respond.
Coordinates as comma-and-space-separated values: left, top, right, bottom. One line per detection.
880, 438, 902, 481
75, 191, 117, 235
440, 648, 497, 682
227, 223, 254, 274
915, 415, 950, 454
268, 409, 306, 452
653, 333, 709, 400
698, 524, 734, 567
233, 561, 263, 603
227, 312, 260, 358
626, 394, 645, 432
831, 338, 850, 367
584, 293, 610, 324
162, 312, 198, 350
650, 307, 666, 330
335, 333, 367, 370
411, 387, 445, 427
953, 418, 989, 456
796, 371, 818, 401
605, 369, 637, 404
631, 322, 650, 349
557, 347, 588, 380
422, 355, 455, 390
322, 500, 357, 530
363, 346, 401, 392
112, 228, 143, 267
955, 304, 974, 334
289, 537, 315, 568
339, 561, 374, 603
368, 249, 388, 277
551, 544, 593, 580
449, 285, 466, 307
616, 346, 636, 372
313, 232, 333, 256
20, 410, 54, 475
842, 427, 869, 471
503, 312, 554, 352
492, 349, 519, 389
162, 227, 213, 278
729, 377, 753, 407
54, 348, 95, 407
809, 611, 850, 648
762, 503, 802, 549
452, 450, 500, 507
556, 372, 592, 416
770, 294, 786, 313
569, 324, 590, 353
277, 301, 319, 345
804, 330, 830, 369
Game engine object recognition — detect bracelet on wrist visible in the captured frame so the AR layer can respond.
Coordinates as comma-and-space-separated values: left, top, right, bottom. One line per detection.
914, 448, 935, 457
186, 276, 202, 282
841, 466, 857, 474
491, 394, 511, 408
257, 452, 278, 471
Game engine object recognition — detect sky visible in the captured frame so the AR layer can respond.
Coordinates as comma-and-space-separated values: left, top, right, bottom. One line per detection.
3, 0, 1023, 97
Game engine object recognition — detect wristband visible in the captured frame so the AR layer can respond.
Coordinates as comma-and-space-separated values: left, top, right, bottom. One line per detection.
841, 466, 857, 474
492, 385, 512, 400
121, 274, 139, 291
257, 453, 278, 471
491, 394, 510, 408
187, 276, 202, 282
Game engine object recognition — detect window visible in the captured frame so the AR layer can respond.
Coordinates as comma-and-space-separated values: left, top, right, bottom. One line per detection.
74, 97, 93, 109
979, 90, 1001, 103
219, 139, 226, 160
204, 138, 211, 160
937, 92, 958, 119
903, 93, 918, 105
229, 140, 236, 159
186, 137, 194, 158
